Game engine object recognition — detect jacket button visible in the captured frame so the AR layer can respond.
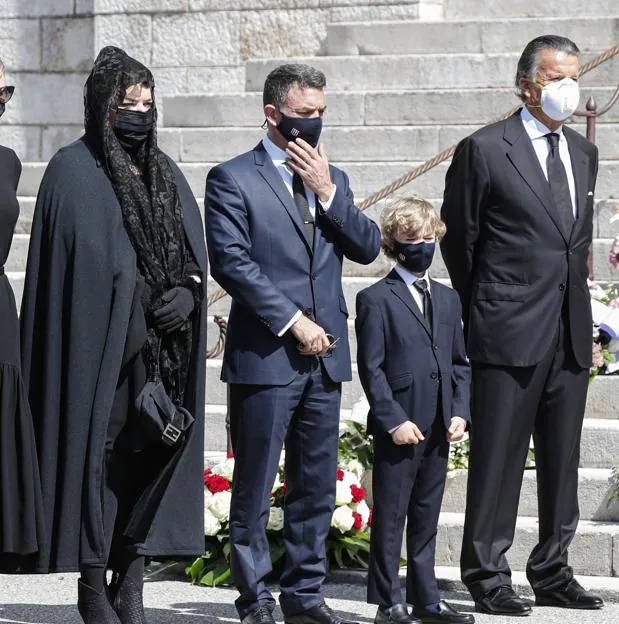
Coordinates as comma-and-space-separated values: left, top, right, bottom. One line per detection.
559, 284, 565, 291
430, 372, 438, 380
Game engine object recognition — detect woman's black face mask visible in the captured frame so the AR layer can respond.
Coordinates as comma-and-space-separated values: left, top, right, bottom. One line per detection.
114, 107, 155, 153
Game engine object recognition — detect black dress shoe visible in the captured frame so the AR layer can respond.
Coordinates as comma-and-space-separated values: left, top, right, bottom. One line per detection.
413, 601, 475, 623
285, 602, 358, 624
375, 604, 421, 624
474, 586, 532, 616
242, 605, 277, 624
535, 579, 604, 610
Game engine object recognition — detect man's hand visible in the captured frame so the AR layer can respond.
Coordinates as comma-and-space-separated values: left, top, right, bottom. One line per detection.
286, 138, 334, 203
391, 421, 425, 445
447, 416, 467, 442
290, 315, 331, 356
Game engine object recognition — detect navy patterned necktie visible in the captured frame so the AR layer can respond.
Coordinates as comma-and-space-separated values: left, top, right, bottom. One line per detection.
292, 172, 315, 247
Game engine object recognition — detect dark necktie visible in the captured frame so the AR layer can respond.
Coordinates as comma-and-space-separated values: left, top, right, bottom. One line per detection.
545, 132, 575, 235
292, 172, 315, 248
414, 279, 433, 336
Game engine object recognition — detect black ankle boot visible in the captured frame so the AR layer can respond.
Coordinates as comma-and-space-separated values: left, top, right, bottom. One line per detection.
77, 579, 122, 624
109, 571, 148, 624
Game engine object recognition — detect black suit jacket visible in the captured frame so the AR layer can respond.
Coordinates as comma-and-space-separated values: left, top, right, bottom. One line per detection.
355, 270, 471, 436
206, 142, 381, 385
440, 110, 598, 368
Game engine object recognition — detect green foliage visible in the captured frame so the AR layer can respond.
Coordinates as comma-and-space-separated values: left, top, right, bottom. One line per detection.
338, 420, 373, 469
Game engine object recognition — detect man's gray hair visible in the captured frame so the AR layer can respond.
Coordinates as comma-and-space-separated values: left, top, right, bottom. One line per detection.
515, 35, 580, 101
263, 63, 326, 108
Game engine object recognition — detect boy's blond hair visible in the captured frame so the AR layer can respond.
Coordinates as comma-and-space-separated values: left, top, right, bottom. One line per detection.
380, 196, 446, 261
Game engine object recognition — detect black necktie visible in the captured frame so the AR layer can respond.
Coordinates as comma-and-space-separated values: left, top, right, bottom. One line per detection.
545, 132, 575, 235
292, 172, 315, 248
414, 279, 433, 336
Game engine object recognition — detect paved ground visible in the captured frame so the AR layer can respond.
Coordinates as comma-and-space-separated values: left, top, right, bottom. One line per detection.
0, 571, 617, 624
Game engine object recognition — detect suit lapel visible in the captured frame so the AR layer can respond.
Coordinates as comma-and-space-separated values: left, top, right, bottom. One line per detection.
504, 111, 570, 244
253, 143, 312, 252
387, 270, 431, 338
564, 127, 590, 242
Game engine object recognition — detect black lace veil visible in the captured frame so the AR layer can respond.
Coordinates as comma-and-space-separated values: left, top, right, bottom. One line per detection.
84, 46, 192, 404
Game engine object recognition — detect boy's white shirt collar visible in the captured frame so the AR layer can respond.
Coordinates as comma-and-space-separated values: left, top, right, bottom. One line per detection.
394, 264, 431, 291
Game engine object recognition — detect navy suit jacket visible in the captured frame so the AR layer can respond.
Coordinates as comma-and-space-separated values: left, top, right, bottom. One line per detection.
206, 142, 381, 385
356, 270, 471, 436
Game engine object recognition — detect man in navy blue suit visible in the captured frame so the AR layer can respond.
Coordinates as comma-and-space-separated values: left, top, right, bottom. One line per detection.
205, 64, 381, 624
356, 197, 472, 624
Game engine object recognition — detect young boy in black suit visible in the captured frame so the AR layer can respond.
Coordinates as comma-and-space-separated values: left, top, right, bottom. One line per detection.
356, 197, 473, 624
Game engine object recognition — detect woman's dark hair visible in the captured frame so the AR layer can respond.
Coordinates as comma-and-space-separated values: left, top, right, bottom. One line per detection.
515, 35, 580, 101
263, 63, 326, 108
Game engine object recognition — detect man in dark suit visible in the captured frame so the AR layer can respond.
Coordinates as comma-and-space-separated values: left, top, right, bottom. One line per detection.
440, 35, 604, 616
356, 197, 473, 624
206, 64, 381, 624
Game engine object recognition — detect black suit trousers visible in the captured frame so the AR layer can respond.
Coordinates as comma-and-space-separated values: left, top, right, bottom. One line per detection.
461, 312, 589, 598
368, 413, 449, 608
228, 359, 341, 619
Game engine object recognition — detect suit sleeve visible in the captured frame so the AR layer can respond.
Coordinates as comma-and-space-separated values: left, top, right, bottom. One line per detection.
205, 164, 300, 336
320, 169, 381, 265
355, 290, 409, 435
450, 294, 471, 424
440, 136, 490, 326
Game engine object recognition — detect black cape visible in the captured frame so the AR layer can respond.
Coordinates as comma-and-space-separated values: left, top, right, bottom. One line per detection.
20, 137, 208, 572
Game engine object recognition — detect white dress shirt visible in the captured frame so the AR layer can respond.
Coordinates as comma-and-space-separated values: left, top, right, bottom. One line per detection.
520, 106, 577, 218
394, 264, 431, 314
261, 135, 338, 336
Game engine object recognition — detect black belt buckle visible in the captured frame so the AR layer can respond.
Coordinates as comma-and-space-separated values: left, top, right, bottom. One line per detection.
161, 423, 182, 446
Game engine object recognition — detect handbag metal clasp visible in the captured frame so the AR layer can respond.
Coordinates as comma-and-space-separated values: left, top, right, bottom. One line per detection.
162, 423, 182, 446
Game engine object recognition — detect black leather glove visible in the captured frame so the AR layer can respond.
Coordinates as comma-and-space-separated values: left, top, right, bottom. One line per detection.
152, 286, 195, 333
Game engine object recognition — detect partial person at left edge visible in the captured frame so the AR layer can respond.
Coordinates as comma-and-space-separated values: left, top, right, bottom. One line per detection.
0, 56, 46, 573
19, 46, 208, 624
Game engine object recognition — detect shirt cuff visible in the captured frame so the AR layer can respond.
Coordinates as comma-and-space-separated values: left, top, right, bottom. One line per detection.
388, 423, 404, 434
277, 310, 302, 337
321, 184, 338, 211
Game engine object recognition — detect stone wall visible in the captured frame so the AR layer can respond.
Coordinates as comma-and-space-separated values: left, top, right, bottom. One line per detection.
0, 0, 442, 162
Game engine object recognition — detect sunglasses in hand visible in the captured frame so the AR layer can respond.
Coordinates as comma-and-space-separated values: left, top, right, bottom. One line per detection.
296, 333, 340, 356
0, 86, 15, 104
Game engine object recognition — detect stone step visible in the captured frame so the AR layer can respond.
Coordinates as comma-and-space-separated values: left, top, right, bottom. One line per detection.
435, 512, 618, 577
202, 358, 619, 417
18, 159, 619, 209
203, 399, 619, 469
158, 122, 619, 164
442, 468, 619, 521
443, 0, 616, 19
160, 87, 619, 129
325, 17, 618, 56
245, 53, 616, 92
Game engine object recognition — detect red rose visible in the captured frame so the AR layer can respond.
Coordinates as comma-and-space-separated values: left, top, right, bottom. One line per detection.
368, 506, 373, 527
351, 484, 365, 504
203, 468, 212, 485
227, 452, 235, 459
352, 511, 362, 531
336, 469, 344, 481
205, 473, 231, 494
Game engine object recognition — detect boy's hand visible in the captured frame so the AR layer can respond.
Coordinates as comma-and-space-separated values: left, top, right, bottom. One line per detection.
447, 417, 467, 442
391, 421, 425, 445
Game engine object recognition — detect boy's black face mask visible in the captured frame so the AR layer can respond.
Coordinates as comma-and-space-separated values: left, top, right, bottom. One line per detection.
393, 240, 435, 273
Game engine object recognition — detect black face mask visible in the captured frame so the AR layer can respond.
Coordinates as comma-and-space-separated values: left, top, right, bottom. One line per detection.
114, 107, 155, 153
0, 103, 5, 119
393, 240, 435, 274
277, 112, 322, 148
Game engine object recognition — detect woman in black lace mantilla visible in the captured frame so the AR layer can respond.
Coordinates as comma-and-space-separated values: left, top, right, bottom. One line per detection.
20, 46, 208, 624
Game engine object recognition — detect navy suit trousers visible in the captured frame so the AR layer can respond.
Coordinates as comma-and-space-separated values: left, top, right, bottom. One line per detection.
228, 359, 341, 619
368, 412, 449, 608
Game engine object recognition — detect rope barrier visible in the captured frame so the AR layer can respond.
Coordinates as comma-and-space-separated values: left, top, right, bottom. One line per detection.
204, 42, 619, 337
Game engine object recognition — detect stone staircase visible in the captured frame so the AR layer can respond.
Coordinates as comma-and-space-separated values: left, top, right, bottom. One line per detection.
6, 0, 619, 581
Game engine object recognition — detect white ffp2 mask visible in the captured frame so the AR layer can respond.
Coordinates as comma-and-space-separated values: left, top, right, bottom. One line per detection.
535, 77, 580, 121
